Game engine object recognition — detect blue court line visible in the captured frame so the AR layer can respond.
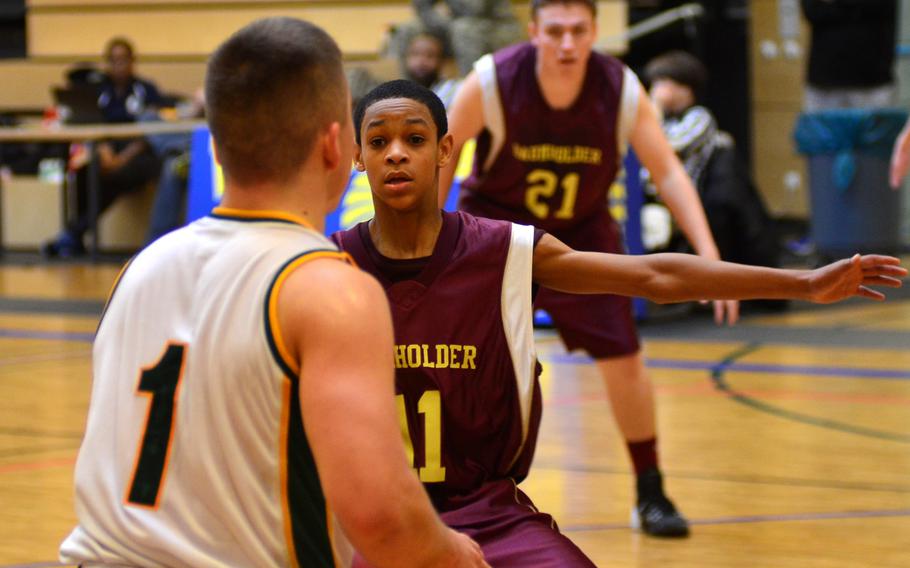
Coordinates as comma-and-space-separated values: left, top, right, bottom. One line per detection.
709, 343, 910, 443
542, 352, 910, 380
0, 329, 910, 380
561, 508, 910, 533
1, 327, 907, 381
0, 328, 93, 343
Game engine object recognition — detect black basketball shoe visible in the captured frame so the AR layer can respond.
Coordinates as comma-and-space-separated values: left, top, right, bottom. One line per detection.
631, 468, 690, 538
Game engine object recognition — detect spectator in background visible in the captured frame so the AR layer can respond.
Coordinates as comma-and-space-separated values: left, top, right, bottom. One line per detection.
43, 36, 163, 257
413, 0, 523, 76
645, 51, 719, 196
401, 26, 461, 108
801, 0, 897, 111
346, 27, 460, 130
644, 50, 781, 271
142, 87, 206, 245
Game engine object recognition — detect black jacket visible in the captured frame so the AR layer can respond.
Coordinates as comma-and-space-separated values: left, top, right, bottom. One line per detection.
802, 0, 896, 88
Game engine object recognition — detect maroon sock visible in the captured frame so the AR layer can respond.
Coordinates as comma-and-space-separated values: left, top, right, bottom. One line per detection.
627, 437, 658, 476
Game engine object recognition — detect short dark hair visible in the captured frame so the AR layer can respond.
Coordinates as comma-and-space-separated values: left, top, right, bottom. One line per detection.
353, 79, 448, 146
205, 17, 347, 186
400, 25, 450, 61
104, 37, 134, 60
531, 0, 597, 18
644, 50, 708, 99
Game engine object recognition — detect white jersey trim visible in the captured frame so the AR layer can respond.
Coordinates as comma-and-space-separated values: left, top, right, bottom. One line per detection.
501, 223, 536, 469
473, 54, 506, 174
618, 65, 641, 156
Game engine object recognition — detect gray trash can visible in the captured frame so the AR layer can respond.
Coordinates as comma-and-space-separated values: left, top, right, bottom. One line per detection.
794, 108, 907, 258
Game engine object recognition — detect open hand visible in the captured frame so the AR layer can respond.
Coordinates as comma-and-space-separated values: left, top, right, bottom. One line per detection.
444, 529, 490, 568
808, 254, 906, 303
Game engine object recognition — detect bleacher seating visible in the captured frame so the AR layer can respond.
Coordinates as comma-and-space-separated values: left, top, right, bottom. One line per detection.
0, 0, 626, 252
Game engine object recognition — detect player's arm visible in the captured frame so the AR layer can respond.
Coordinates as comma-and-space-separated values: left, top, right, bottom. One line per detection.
890, 116, 910, 188
279, 259, 488, 568
532, 233, 905, 304
630, 86, 718, 264
439, 72, 485, 207
628, 85, 739, 322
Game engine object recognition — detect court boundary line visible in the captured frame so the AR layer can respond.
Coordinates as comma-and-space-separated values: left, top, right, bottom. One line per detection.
560, 507, 910, 533
529, 463, 910, 494
0, 562, 67, 568
543, 351, 910, 381
0, 328, 93, 343
0, 426, 84, 440
711, 343, 910, 443
0, 443, 81, 461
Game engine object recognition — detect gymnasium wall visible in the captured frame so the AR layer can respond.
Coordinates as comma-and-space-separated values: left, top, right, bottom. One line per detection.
2, 0, 628, 111
0, 1, 627, 251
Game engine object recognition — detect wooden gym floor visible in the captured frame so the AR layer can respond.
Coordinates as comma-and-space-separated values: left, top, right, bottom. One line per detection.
0, 257, 907, 567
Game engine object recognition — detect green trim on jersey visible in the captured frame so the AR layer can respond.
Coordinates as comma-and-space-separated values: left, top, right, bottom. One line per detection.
285, 377, 337, 567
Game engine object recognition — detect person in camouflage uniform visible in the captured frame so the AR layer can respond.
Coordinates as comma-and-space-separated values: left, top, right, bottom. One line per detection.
413, 0, 523, 76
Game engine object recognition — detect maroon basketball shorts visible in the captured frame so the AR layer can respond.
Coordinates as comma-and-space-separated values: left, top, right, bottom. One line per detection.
356, 480, 597, 568
537, 214, 640, 359
350, 480, 594, 567
440, 479, 595, 567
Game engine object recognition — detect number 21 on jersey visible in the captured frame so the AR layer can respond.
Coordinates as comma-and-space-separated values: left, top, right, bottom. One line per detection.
396, 390, 445, 482
525, 169, 580, 220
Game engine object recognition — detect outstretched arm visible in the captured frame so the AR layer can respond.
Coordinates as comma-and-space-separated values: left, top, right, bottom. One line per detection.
629, 85, 738, 323
98, 139, 148, 174
280, 259, 488, 568
532, 233, 905, 304
439, 72, 485, 208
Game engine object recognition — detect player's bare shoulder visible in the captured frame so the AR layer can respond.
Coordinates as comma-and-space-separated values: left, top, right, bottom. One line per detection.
280, 254, 386, 325
448, 71, 485, 136
272, 252, 391, 377
276, 256, 390, 388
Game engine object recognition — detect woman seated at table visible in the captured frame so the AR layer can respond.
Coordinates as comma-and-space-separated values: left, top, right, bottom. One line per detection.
43, 36, 163, 257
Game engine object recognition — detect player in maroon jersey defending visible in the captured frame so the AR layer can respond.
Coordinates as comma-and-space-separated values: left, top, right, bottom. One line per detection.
439, 0, 737, 536
335, 79, 904, 566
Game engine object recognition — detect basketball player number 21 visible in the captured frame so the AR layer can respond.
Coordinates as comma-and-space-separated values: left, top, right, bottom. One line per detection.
396, 390, 445, 482
126, 343, 186, 507
525, 169, 579, 220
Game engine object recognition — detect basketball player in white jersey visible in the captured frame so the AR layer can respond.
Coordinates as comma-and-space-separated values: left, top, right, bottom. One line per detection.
59, 17, 488, 568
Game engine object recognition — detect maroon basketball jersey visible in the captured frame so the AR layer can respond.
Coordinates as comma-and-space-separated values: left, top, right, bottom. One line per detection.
460, 43, 628, 233
333, 211, 541, 511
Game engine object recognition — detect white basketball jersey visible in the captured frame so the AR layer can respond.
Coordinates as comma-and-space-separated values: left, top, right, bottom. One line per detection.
60, 208, 352, 567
